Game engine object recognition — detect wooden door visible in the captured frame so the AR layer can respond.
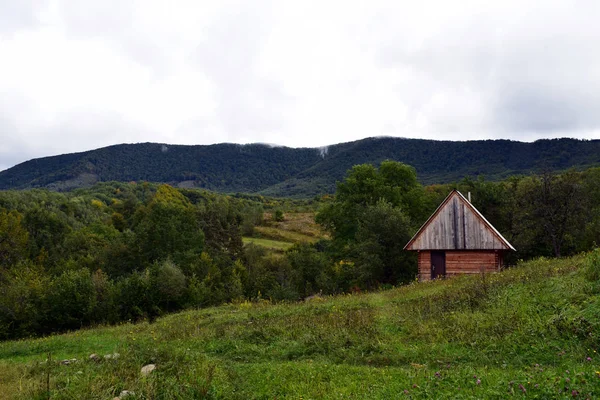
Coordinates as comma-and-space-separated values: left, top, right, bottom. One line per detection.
431, 251, 446, 279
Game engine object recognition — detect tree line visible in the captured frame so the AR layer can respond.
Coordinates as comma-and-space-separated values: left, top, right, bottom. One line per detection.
3, 138, 600, 199
1, 163, 600, 339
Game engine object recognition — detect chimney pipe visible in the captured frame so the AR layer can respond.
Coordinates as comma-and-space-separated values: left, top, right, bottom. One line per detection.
468, 192, 471, 203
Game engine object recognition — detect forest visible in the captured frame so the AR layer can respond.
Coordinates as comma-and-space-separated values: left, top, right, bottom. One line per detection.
1, 161, 600, 340
2, 137, 600, 197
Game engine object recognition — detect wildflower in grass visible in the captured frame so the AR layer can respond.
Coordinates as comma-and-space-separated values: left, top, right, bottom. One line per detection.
586, 357, 592, 361
404, 390, 409, 395
519, 384, 526, 393
435, 371, 441, 378
476, 379, 481, 385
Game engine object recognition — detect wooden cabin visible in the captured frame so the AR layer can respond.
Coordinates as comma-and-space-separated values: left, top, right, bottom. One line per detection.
404, 190, 515, 281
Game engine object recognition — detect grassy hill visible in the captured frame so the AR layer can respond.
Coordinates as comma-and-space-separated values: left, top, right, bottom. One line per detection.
3, 137, 600, 197
1, 252, 599, 399
242, 211, 324, 252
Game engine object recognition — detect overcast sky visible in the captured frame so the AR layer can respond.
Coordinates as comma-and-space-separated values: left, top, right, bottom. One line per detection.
1, 0, 600, 171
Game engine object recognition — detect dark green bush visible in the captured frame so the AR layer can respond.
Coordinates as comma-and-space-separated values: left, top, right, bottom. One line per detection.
585, 247, 600, 282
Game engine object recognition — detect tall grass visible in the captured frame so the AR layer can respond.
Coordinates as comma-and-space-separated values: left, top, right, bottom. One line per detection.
1, 252, 600, 399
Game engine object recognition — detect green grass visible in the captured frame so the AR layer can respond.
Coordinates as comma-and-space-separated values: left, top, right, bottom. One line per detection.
242, 237, 294, 251
251, 212, 326, 245
252, 225, 317, 243
1, 254, 600, 399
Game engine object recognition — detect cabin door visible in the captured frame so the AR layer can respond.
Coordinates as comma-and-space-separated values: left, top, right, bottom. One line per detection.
431, 251, 446, 279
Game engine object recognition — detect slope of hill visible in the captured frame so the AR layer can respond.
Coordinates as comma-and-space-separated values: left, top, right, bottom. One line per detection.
1, 252, 599, 399
2, 137, 600, 197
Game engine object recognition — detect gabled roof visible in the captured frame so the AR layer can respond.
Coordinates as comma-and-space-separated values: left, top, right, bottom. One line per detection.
404, 190, 515, 251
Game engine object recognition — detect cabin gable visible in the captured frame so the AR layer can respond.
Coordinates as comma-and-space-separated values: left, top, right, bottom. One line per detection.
405, 190, 514, 251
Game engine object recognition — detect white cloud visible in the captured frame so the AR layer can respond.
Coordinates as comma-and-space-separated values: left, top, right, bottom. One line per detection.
1, 0, 600, 171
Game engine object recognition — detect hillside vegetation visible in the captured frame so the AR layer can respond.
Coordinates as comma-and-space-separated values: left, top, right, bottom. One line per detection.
2, 137, 600, 197
2, 163, 600, 341
1, 252, 599, 399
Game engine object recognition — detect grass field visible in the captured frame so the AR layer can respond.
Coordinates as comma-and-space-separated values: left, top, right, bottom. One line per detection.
242, 237, 294, 251
1, 253, 599, 399
254, 212, 325, 243
243, 212, 325, 251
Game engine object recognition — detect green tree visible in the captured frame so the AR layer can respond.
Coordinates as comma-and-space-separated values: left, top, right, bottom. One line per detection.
286, 243, 331, 297
316, 161, 424, 245
0, 263, 48, 339
581, 167, 600, 250
23, 206, 71, 268
43, 269, 96, 332
352, 200, 415, 285
515, 171, 586, 257
198, 197, 244, 261
151, 259, 186, 311
273, 209, 285, 222
315, 161, 424, 288
114, 271, 154, 321
134, 185, 205, 267
0, 209, 29, 268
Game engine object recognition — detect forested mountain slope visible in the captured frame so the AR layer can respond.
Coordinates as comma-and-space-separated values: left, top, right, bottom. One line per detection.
2, 137, 600, 197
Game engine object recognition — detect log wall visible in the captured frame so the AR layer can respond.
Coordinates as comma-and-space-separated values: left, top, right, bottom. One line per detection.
417, 251, 431, 281
418, 250, 502, 281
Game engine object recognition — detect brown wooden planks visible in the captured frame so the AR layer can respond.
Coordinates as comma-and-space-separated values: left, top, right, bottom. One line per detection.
418, 250, 500, 281
406, 191, 512, 251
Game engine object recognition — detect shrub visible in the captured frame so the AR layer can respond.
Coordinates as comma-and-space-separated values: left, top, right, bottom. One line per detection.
0, 264, 48, 339
43, 269, 96, 332
114, 271, 155, 321
584, 247, 600, 282
152, 259, 187, 311
273, 209, 285, 222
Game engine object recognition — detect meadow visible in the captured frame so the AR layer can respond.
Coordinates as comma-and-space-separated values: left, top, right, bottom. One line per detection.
1, 251, 599, 399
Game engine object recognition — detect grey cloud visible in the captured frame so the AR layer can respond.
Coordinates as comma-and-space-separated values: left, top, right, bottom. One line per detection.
0, 101, 154, 171
2, 0, 600, 172
192, 2, 291, 141
56, 1, 172, 76
495, 87, 585, 132
371, 2, 600, 137
0, 117, 29, 171
0, 0, 47, 35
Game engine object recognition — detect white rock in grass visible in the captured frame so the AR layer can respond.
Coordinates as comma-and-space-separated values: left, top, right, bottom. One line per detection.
119, 390, 135, 398
140, 364, 156, 376
104, 352, 120, 360
89, 353, 100, 362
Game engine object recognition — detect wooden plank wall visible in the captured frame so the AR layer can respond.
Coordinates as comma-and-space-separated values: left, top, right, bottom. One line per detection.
409, 194, 508, 250
418, 250, 501, 281
418, 251, 431, 281
446, 251, 498, 276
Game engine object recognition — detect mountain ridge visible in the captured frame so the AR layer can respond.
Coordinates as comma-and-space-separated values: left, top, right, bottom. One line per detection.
2, 137, 600, 197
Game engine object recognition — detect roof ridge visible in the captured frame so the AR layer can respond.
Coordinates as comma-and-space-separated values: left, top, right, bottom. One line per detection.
404, 189, 515, 251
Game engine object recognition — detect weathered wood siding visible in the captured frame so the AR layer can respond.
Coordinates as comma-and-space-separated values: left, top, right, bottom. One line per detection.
445, 251, 499, 276
408, 194, 509, 250
418, 250, 502, 281
418, 251, 431, 281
